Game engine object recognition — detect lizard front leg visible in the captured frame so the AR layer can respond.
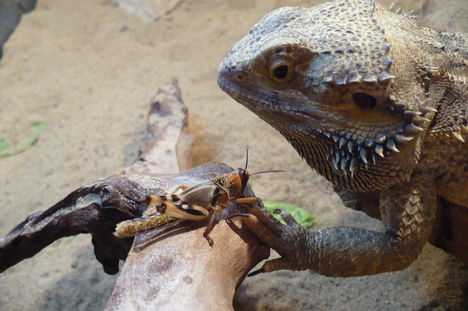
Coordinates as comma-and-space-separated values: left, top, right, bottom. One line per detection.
245, 174, 436, 277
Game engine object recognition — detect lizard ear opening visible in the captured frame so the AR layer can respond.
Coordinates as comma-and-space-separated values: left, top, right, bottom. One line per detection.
352, 93, 377, 110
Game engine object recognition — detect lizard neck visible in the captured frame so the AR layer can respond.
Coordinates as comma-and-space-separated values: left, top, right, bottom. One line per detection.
276, 123, 414, 192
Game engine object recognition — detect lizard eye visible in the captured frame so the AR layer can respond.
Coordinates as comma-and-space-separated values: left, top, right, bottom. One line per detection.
269, 59, 294, 82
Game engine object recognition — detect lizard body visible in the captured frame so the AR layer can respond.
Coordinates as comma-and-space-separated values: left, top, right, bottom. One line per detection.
218, 0, 467, 276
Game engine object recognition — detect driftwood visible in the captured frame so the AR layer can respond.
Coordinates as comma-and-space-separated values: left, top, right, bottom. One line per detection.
0, 81, 269, 310
106, 167, 269, 311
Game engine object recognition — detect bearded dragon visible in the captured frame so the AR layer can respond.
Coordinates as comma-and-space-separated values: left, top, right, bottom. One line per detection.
217, 0, 467, 276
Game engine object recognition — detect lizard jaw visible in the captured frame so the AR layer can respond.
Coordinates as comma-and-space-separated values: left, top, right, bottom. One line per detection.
218, 74, 427, 191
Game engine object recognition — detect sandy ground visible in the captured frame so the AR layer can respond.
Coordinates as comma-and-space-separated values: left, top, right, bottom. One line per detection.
0, 0, 466, 310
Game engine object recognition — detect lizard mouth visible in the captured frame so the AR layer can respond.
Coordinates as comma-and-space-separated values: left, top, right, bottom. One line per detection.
218, 76, 323, 122
218, 74, 424, 180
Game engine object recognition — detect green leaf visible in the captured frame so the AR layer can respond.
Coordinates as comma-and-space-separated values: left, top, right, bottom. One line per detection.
0, 140, 9, 152
263, 200, 314, 228
24, 121, 44, 150
0, 122, 45, 157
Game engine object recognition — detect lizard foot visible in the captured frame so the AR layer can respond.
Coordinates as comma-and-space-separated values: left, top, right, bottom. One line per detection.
242, 205, 309, 275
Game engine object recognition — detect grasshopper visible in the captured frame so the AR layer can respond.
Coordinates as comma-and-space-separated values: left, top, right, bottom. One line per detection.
114, 152, 283, 245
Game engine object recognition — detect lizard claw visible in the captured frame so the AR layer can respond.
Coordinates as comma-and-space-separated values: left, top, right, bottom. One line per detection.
273, 208, 300, 227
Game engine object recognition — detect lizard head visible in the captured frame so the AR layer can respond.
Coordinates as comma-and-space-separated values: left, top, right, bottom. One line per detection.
218, 0, 436, 192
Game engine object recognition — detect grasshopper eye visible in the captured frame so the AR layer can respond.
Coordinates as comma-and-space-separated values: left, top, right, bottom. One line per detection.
269, 59, 294, 82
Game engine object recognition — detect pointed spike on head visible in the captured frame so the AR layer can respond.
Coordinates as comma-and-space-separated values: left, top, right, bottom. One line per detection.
404, 110, 422, 117
336, 77, 347, 85
378, 71, 395, 83
349, 158, 357, 174
383, 56, 393, 68
339, 137, 347, 148
453, 131, 465, 143
340, 157, 348, 171
332, 154, 340, 171
413, 116, 431, 124
420, 106, 438, 114
375, 134, 386, 144
382, 43, 391, 53
386, 138, 399, 152
363, 75, 378, 83
359, 148, 368, 164
348, 73, 362, 83
375, 144, 385, 158
404, 123, 424, 134
347, 141, 354, 153
395, 134, 415, 143
322, 76, 334, 84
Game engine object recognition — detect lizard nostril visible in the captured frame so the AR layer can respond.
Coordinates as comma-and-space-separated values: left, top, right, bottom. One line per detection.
236, 73, 245, 81
352, 93, 377, 110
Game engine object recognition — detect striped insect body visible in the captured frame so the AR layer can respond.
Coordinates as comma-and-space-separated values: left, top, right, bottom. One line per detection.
114, 151, 283, 245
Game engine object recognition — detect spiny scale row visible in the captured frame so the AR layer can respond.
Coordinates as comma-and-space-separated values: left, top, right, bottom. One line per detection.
310, 69, 395, 87
391, 103, 437, 119
325, 119, 430, 175
388, 3, 418, 19
318, 99, 438, 176
328, 133, 404, 176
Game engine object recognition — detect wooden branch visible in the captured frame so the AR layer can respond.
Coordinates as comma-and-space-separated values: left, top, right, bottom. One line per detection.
109, 221, 265, 310
124, 79, 192, 175
110, 80, 269, 310
0, 176, 145, 274
107, 165, 269, 310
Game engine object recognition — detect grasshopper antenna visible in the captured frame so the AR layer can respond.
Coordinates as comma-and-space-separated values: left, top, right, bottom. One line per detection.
244, 147, 249, 170
250, 169, 286, 176
242, 146, 285, 176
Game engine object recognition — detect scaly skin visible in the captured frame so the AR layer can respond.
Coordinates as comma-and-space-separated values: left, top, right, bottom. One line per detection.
217, 0, 467, 276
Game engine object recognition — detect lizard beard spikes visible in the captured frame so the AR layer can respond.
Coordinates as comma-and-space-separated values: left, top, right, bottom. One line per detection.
310, 92, 434, 179
327, 132, 402, 176
324, 120, 423, 176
